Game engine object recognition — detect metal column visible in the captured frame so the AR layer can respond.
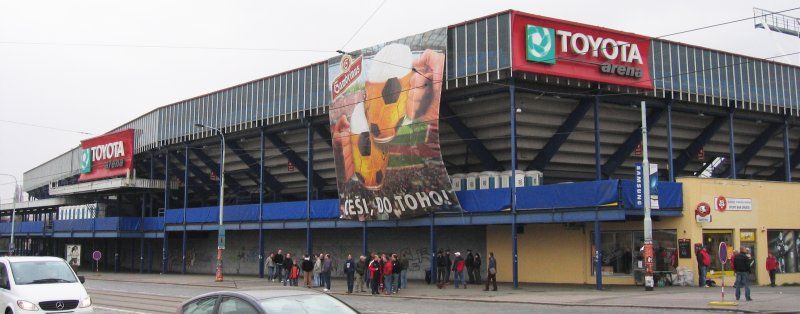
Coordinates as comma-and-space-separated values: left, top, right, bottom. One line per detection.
593, 96, 602, 290
784, 118, 792, 181
182, 145, 189, 274
114, 239, 120, 272
728, 109, 737, 179
306, 124, 313, 256
666, 100, 675, 182
362, 221, 368, 258
162, 152, 170, 274
509, 78, 518, 289
140, 193, 145, 273
429, 211, 435, 285
258, 129, 266, 278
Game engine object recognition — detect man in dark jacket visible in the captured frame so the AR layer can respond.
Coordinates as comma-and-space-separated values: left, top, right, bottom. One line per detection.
473, 253, 482, 284
321, 253, 333, 292
465, 250, 475, 283
355, 255, 367, 293
484, 252, 497, 291
445, 250, 453, 283
283, 253, 293, 286
399, 253, 409, 289
344, 254, 356, 294
391, 254, 401, 293
274, 249, 285, 283
733, 247, 753, 301
301, 255, 314, 288
436, 251, 447, 285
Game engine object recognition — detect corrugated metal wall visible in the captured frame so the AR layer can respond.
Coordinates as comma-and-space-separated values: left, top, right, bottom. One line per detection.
22, 12, 800, 192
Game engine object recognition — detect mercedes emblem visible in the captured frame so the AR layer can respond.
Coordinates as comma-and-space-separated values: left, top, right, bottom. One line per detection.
55, 301, 64, 310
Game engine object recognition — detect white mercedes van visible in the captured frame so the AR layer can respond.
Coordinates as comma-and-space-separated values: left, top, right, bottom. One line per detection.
0, 256, 93, 313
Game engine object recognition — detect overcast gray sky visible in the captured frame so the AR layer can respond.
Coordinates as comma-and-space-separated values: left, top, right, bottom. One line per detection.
1, 0, 799, 201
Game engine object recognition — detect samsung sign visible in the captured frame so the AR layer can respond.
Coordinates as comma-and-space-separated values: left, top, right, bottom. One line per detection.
512, 11, 653, 89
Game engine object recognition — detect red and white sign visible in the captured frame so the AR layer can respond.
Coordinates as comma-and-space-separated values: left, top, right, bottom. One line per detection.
78, 129, 135, 182
330, 54, 363, 100
287, 161, 296, 172
695, 202, 712, 223
715, 196, 727, 212
714, 196, 752, 211
511, 11, 653, 89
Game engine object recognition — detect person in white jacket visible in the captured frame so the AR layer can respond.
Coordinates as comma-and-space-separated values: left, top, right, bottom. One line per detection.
313, 253, 323, 287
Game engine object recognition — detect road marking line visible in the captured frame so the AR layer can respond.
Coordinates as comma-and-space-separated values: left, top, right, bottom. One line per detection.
93, 305, 146, 313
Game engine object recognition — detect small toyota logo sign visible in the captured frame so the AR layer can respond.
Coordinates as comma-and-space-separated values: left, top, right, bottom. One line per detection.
55, 301, 64, 310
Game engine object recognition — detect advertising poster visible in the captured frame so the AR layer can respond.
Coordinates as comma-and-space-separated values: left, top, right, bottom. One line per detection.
66, 244, 81, 267
328, 28, 461, 220
769, 230, 798, 273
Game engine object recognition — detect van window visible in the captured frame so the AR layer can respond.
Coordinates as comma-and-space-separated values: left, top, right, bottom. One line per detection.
0, 264, 8, 289
10, 261, 77, 285
182, 297, 217, 314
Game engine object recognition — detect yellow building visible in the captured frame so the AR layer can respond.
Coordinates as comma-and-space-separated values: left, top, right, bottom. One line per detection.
487, 178, 800, 286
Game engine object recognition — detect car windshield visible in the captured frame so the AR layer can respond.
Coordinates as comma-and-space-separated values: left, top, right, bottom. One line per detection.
259, 294, 357, 314
10, 261, 78, 285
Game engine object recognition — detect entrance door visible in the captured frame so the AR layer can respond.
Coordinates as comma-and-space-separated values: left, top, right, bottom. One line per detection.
740, 229, 757, 282
703, 230, 733, 275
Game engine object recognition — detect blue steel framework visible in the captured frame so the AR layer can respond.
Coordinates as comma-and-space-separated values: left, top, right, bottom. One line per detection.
5, 10, 800, 288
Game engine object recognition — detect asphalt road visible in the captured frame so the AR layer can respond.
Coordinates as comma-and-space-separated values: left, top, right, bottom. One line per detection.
85, 280, 727, 314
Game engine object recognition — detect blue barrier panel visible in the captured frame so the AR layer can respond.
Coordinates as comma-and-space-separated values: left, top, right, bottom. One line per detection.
118, 217, 141, 231
0, 223, 10, 234
17, 221, 44, 233
620, 180, 683, 209
165, 209, 183, 224
143, 217, 164, 231
224, 204, 260, 222
54, 219, 94, 232
262, 200, 340, 220
457, 189, 510, 213
95, 217, 120, 231
517, 180, 619, 210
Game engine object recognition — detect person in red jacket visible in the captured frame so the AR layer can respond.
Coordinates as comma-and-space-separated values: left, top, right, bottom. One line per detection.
697, 246, 711, 287
382, 255, 394, 295
766, 253, 779, 287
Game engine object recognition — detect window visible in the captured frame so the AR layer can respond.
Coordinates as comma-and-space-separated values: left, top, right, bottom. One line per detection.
182, 297, 217, 314
0, 264, 9, 289
10, 261, 77, 285
591, 230, 678, 275
768, 230, 800, 274
218, 297, 257, 314
259, 294, 358, 314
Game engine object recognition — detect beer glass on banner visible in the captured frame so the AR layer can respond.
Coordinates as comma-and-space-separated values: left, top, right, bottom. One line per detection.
350, 102, 388, 190
365, 43, 414, 143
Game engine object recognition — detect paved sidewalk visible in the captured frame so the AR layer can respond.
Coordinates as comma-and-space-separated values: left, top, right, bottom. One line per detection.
80, 272, 800, 313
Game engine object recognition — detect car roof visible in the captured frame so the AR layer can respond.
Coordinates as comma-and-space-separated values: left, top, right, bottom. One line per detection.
0, 256, 66, 263
187, 288, 324, 304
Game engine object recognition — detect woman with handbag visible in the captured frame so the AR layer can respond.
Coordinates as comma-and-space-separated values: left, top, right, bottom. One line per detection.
484, 252, 497, 291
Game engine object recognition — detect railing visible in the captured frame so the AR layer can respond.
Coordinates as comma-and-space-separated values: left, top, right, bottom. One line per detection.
0, 221, 45, 234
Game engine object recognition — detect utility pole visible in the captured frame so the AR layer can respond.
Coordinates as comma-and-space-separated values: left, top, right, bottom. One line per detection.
0, 174, 18, 256
194, 123, 226, 282
641, 101, 654, 291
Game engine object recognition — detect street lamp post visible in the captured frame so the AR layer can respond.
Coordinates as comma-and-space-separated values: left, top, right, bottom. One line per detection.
194, 123, 226, 282
0, 174, 18, 256
640, 101, 655, 291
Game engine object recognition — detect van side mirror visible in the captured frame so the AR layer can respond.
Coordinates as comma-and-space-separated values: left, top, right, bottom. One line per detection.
78, 276, 85, 284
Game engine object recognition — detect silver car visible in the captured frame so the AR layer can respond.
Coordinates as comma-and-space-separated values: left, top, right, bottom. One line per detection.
178, 288, 359, 314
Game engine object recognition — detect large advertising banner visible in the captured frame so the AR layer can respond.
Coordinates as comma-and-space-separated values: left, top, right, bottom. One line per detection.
78, 129, 135, 182
66, 244, 81, 267
328, 29, 461, 220
511, 11, 653, 89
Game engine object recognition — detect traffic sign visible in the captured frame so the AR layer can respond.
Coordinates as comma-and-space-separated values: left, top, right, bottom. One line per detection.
718, 242, 728, 264
92, 250, 102, 261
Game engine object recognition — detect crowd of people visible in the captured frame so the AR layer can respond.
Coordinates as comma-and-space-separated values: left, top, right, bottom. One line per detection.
695, 245, 755, 301
263, 249, 498, 294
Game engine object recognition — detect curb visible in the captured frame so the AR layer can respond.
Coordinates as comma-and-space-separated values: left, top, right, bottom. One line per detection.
331, 292, 767, 313
84, 276, 238, 289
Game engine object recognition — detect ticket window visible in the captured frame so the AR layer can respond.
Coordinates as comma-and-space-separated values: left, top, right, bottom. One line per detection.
740, 229, 757, 282
703, 230, 733, 272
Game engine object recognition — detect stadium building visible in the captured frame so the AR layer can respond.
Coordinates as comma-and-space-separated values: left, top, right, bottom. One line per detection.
3, 10, 800, 287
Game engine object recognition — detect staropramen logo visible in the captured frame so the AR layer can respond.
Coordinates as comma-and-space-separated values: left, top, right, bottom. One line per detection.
526, 24, 555, 64
79, 149, 92, 174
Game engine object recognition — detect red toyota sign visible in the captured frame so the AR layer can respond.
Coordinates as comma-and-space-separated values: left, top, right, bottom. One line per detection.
78, 129, 135, 182
511, 11, 653, 89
